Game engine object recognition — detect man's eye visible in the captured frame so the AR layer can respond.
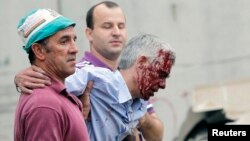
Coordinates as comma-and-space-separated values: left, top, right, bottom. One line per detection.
103, 24, 112, 29
60, 40, 67, 44
119, 24, 125, 29
159, 72, 169, 78
60, 38, 70, 44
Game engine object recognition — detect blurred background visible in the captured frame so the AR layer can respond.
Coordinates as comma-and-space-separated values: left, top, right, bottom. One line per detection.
1, 0, 250, 141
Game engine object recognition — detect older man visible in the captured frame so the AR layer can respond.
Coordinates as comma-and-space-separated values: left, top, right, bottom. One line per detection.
119, 34, 175, 141
14, 9, 89, 141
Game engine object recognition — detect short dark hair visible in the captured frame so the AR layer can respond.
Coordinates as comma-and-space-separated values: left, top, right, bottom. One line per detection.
28, 38, 49, 64
86, 1, 119, 29
28, 49, 35, 64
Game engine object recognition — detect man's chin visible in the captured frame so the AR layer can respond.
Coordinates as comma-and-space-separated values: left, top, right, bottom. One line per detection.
142, 93, 153, 100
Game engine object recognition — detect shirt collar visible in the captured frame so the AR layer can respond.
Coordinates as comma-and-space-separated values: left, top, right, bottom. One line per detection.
49, 76, 66, 94
49, 76, 82, 110
115, 71, 132, 103
79, 51, 113, 71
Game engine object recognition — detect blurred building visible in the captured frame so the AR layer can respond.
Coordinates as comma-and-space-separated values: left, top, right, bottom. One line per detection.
1, 0, 250, 141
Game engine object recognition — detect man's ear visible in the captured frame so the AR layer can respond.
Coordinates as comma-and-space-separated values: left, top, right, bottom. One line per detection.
85, 27, 93, 43
31, 43, 46, 60
136, 55, 148, 69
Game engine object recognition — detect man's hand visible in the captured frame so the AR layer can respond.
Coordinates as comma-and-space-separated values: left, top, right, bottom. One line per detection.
14, 65, 51, 94
78, 81, 94, 120
138, 113, 164, 141
122, 128, 140, 141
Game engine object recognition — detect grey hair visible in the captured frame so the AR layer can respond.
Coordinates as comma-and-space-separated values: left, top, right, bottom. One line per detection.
118, 33, 175, 69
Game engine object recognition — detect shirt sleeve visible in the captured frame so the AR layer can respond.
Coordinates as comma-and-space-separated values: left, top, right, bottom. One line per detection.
23, 107, 64, 141
146, 100, 156, 114
65, 68, 89, 96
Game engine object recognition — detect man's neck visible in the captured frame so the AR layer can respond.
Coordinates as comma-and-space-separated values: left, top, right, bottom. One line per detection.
34, 62, 65, 83
90, 51, 119, 71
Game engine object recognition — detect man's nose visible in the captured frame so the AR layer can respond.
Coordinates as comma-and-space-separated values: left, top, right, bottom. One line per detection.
70, 41, 78, 54
111, 26, 121, 35
159, 80, 166, 89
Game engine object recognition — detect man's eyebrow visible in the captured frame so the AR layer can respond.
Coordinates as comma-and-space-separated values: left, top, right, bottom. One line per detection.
102, 22, 112, 24
59, 35, 76, 40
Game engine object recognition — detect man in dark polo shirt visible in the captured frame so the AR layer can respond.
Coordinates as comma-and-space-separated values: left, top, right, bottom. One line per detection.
14, 8, 90, 141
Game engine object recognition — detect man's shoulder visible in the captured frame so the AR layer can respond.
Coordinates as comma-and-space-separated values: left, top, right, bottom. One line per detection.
76, 61, 109, 71
19, 87, 65, 112
74, 61, 115, 80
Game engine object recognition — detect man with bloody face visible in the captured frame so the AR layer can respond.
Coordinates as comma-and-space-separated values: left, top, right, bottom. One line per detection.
119, 34, 175, 140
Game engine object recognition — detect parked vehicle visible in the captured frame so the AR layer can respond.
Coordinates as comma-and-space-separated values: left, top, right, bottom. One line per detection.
178, 78, 250, 141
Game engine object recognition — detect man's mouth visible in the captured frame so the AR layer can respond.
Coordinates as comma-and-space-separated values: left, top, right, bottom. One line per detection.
110, 40, 122, 45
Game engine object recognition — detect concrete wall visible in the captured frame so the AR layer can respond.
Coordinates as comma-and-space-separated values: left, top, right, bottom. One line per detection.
1, 0, 250, 141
